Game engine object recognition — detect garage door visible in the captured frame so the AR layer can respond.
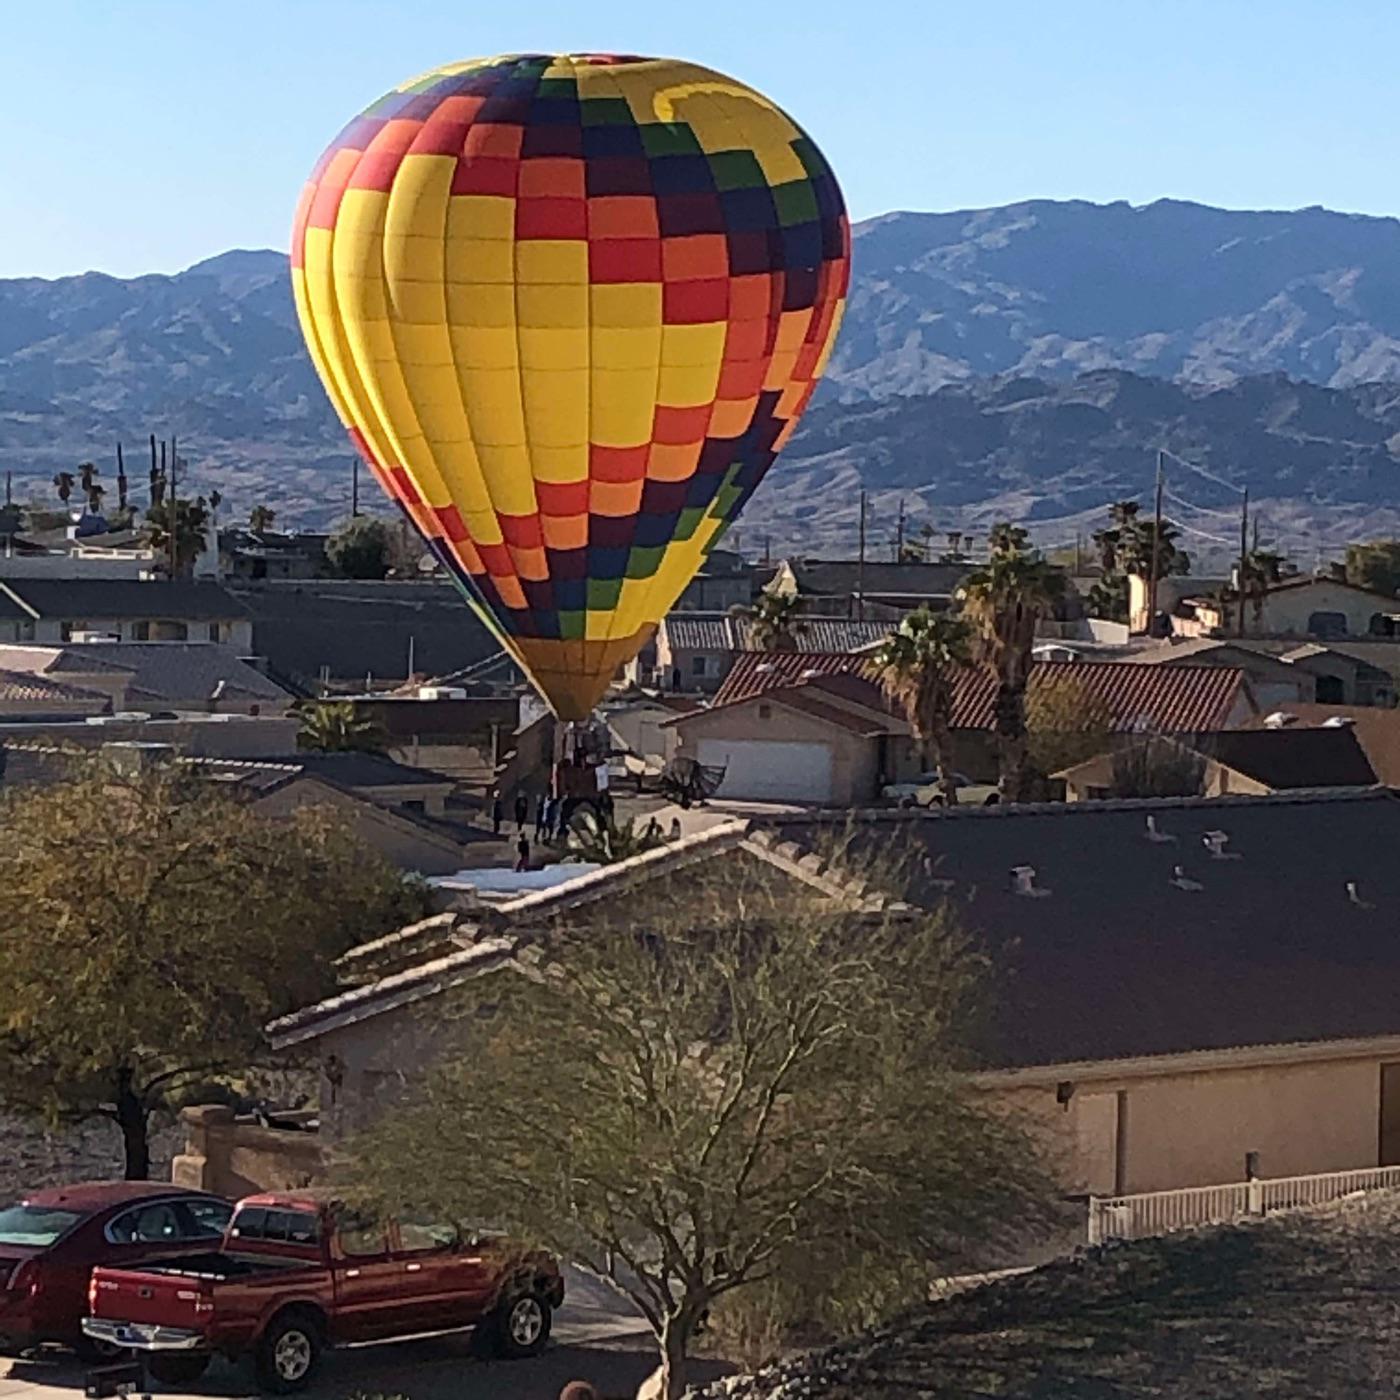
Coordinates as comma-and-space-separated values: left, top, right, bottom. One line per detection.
696, 739, 834, 803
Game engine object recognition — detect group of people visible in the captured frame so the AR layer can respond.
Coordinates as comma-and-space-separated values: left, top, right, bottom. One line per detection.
492, 789, 568, 844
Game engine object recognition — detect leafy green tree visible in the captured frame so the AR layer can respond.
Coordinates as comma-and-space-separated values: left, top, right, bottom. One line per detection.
958, 524, 1066, 802
732, 591, 806, 652
1027, 674, 1116, 782
0, 752, 416, 1178
348, 853, 1049, 1399
144, 497, 211, 576
564, 809, 666, 864
872, 608, 973, 804
1345, 541, 1400, 600
248, 503, 278, 533
326, 516, 406, 580
296, 700, 389, 754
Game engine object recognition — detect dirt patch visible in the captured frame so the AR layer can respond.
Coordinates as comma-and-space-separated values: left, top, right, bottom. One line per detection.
699, 1190, 1400, 1398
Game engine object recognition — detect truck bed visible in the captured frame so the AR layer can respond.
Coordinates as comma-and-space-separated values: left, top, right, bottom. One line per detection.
123, 1252, 311, 1282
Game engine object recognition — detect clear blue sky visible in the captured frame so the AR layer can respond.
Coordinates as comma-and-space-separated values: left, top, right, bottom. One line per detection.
2, 0, 1396, 279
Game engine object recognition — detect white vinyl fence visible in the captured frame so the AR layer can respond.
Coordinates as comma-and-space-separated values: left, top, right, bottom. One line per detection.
1087, 1164, 1400, 1245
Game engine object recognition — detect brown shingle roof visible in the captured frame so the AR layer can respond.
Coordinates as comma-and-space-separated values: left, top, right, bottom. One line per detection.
0, 669, 108, 705
715, 654, 1250, 735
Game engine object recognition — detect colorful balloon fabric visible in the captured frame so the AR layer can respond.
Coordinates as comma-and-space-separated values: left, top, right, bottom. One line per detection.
292, 53, 849, 718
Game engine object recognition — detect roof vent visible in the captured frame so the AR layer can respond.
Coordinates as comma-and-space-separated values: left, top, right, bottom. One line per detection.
1263, 711, 1298, 729
799, 669, 820, 680
755, 662, 775, 673
1322, 715, 1356, 728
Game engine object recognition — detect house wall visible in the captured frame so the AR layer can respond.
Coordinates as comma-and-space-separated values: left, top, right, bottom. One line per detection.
673, 701, 876, 804
608, 705, 679, 764
1061, 752, 1271, 802
1188, 583, 1397, 641
254, 779, 464, 875
990, 1052, 1386, 1197
172, 1106, 323, 1197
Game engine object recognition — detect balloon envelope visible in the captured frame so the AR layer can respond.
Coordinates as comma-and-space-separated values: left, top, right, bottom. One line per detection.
292, 53, 849, 718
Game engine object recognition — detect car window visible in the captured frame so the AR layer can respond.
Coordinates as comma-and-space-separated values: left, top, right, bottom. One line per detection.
108, 1203, 183, 1244
230, 1207, 319, 1245
396, 1218, 459, 1254
335, 1210, 388, 1260
180, 1199, 234, 1240
0, 1205, 83, 1247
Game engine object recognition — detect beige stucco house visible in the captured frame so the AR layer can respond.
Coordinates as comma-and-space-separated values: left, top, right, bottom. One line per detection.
1162, 575, 1400, 642
266, 788, 1400, 1208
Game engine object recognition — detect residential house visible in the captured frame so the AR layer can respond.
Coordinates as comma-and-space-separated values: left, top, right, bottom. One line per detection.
1245, 703, 1400, 786
630, 612, 890, 694
1132, 636, 1396, 707
266, 789, 1400, 1202
1054, 727, 1377, 801
0, 578, 253, 648
219, 529, 330, 582
230, 580, 499, 691
766, 558, 970, 617
663, 653, 1258, 804
0, 642, 292, 715
1165, 575, 1400, 642
669, 548, 755, 613
0, 711, 301, 756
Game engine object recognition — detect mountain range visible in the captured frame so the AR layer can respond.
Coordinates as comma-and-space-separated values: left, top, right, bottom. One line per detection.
3, 199, 1400, 556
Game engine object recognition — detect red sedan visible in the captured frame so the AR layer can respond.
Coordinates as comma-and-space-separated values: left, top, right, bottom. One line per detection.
0, 1181, 233, 1358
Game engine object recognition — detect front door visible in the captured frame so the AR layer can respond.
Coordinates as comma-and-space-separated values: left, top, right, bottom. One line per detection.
329, 1212, 401, 1342
390, 1218, 498, 1333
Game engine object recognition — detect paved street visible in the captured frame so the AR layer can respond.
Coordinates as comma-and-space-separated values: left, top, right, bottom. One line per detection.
0, 1270, 732, 1400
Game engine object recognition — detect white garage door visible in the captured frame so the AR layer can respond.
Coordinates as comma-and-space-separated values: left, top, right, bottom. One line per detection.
696, 739, 834, 803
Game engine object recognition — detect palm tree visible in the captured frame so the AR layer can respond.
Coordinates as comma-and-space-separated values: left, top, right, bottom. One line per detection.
734, 591, 806, 651
958, 524, 1066, 803
872, 608, 973, 805
295, 700, 389, 754
52, 472, 75, 506
249, 504, 277, 533
565, 810, 665, 865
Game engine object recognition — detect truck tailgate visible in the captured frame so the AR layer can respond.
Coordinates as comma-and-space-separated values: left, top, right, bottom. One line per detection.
89, 1265, 211, 1331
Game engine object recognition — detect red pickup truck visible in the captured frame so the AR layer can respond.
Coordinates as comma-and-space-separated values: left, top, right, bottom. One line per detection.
82, 1191, 563, 1392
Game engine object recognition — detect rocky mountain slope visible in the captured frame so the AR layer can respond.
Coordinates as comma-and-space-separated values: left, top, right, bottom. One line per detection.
4, 202, 1400, 551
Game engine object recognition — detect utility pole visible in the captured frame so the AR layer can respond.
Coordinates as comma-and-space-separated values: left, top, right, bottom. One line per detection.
3, 471, 10, 507
1237, 488, 1249, 638
1146, 450, 1165, 636
116, 442, 128, 512
351, 457, 360, 517
856, 489, 867, 621
168, 435, 178, 581
894, 497, 906, 561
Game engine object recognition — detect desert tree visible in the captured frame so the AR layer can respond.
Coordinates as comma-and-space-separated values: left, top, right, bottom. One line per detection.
295, 699, 390, 755
1026, 673, 1116, 786
733, 591, 806, 652
348, 848, 1052, 1399
0, 751, 417, 1177
872, 607, 973, 804
248, 503, 277, 533
958, 524, 1066, 801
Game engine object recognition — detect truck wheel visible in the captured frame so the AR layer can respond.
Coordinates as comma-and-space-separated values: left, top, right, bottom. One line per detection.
490, 1289, 552, 1359
147, 1353, 212, 1387
255, 1311, 323, 1394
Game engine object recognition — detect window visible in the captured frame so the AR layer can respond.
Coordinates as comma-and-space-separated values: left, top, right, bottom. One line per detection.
229, 1207, 320, 1245
396, 1217, 459, 1253
130, 621, 150, 641
1315, 675, 1345, 704
182, 1199, 235, 1239
207, 622, 221, 642
1307, 610, 1348, 639
334, 1210, 388, 1259
108, 1202, 183, 1244
758, 703, 772, 719
691, 655, 707, 676
18, 621, 34, 642
0, 1205, 83, 1247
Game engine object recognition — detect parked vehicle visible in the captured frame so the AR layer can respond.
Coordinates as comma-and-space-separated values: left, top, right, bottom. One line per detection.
84, 1190, 564, 1392
881, 771, 1001, 807
0, 1181, 233, 1359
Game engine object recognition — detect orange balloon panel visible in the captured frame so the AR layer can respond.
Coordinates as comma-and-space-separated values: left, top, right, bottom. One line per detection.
292, 53, 849, 718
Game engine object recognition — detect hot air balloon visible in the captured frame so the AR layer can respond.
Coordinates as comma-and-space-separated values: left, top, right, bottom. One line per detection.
292, 53, 849, 718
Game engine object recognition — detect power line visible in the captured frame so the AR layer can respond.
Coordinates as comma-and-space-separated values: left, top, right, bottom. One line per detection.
1174, 518, 1240, 547
1160, 448, 1245, 496
1162, 486, 1241, 521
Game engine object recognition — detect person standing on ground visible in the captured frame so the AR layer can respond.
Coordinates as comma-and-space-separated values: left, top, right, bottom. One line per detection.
514, 790, 528, 831
514, 832, 530, 872
534, 793, 549, 841
490, 793, 503, 837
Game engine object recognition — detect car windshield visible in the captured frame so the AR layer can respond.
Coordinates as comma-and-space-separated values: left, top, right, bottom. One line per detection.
0, 1204, 84, 1247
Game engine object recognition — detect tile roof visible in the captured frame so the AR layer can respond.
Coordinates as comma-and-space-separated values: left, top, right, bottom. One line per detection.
0, 642, 290, 704
659, 613, 891, 654
762, 788, 1400, 1068
714, 654, 1250, 735
0, 669, 109, 705
0, 578, 249, 620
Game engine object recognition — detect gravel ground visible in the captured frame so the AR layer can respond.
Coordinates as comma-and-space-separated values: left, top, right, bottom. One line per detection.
0, 1112, 183, 1200
698, 1191, 1400, 1399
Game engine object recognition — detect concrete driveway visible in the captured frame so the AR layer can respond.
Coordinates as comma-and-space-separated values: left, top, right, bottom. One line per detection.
0, 1270, 731, 1400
